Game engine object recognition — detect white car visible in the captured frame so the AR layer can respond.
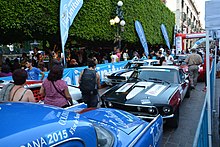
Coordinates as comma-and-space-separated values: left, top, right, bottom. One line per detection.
0, 80, 82, 102
104, 60, 160, 86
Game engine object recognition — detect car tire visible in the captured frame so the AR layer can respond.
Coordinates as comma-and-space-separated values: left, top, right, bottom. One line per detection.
185, 87, 191, 98
166, 108, 179, 128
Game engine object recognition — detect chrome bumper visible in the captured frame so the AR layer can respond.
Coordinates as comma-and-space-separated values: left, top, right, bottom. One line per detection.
137, 114, 174, 119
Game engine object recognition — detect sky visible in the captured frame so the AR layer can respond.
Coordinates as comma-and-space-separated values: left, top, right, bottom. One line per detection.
195, 0, 206, 28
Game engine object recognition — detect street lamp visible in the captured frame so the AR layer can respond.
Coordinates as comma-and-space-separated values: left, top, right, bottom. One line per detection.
110, 1, 125, 51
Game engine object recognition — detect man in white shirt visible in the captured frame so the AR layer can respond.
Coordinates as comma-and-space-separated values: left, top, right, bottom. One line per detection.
123, 49, 129, 61
165, 51, 174, 65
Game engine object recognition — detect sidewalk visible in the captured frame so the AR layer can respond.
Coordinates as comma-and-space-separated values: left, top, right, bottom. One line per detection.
213, 78, 220, 146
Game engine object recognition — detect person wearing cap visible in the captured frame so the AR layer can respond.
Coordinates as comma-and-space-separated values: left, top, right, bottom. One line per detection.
185, 48, 202, 89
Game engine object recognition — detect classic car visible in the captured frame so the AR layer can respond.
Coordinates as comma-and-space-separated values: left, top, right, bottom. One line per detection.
0, 80, 82, 102
174, 54, 205, 82
101, 66, 191, 128
0, 102, 163, 147
197, 64, 205, 82
104, 60, 160, 86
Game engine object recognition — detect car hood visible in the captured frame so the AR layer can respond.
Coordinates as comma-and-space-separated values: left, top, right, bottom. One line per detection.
81, 108, 146, 135
103, 81, 178, 105
109, 69, 133, 77
0, 102, 96, 146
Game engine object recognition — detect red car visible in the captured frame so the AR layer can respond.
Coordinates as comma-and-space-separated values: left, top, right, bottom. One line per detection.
197, 64, 205, 82
174, 54, 205, 82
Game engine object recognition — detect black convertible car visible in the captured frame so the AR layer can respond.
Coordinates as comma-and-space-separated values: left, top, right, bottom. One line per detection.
101, 66, 191, 128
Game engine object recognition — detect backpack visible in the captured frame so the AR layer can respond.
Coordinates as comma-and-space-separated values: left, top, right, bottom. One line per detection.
0, 83, 15, 101
79, 68, 97, 95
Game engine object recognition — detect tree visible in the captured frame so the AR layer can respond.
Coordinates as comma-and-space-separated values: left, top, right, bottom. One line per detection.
0, 0, 175, 50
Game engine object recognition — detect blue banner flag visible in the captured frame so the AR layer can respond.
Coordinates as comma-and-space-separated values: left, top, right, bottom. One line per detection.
160, 24, 170, 50
135, 20, 149, 56
60, 0, 83, 65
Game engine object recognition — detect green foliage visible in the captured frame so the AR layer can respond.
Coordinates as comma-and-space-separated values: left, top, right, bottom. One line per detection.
0, 0, 59, 44
70, 0, 175, 47
0, 0, 175, 48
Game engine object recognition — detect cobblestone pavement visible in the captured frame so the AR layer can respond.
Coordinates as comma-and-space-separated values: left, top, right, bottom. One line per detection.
99, 81, 220, 147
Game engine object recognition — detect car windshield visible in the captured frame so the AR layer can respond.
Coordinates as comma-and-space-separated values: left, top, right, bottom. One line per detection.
130, 69, 178, 84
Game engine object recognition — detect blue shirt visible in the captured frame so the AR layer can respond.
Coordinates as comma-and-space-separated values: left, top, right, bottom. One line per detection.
26, 67, 41, 80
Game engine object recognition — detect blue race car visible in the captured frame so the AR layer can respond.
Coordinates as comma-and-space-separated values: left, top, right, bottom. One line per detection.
0, 102, 163, 147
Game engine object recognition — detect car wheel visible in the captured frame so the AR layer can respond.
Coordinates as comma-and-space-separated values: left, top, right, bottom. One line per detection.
185, 87, 191, 98
166, 108, 179, 128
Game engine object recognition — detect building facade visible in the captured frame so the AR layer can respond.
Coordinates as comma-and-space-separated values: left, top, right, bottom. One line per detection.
162, 0, 203, 50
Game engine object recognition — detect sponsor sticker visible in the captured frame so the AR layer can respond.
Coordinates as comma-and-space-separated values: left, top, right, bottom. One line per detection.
141, 99, 151, 104
145, 84, 166, 96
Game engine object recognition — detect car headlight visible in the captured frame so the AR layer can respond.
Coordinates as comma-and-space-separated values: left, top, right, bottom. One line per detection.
148, 107, 155, 113
163, 106, 171, 113
108, 101, 113, 107
94, 125, 114, 147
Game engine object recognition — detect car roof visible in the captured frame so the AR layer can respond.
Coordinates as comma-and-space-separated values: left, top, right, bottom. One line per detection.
129, 59, 159, 63
139, 65, 179, 70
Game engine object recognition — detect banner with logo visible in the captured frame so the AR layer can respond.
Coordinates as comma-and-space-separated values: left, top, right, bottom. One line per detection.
60, 0, 83, 65
0, 61, 128, 86
135, 20, 149, 56
175, 36, 182, 55
161, 24, 171, 50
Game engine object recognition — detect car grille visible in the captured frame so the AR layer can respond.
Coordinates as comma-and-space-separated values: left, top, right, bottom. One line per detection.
109, 102, 159, 117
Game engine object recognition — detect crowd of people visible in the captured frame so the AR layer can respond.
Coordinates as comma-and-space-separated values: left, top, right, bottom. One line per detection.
0, 44, 220, 108
0, 54, 100, 108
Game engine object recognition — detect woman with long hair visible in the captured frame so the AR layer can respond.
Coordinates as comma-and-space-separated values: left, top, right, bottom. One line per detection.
40, 65, 73, 107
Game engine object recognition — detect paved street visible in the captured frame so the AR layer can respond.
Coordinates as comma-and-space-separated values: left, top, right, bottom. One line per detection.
99, 80, 220, 146
162, 82, 206, 147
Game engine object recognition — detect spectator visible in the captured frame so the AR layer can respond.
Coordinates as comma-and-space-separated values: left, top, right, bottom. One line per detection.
11, 58, 20, 72
32, 47, 39, 67
20, 53, 29, 69
159, 56, 167, 65
25, 59, 45, 81
141, 52, 148, 60
165, 51, 174, 65
111, 52, 118, 63
0, 69, 35, 102
5, 58, 12, 70
40, 64, 73, 108
0, 64, 12, 77
132, 51, 140, 60
185, 48, 202, 89
78, 59, 101, 108
116, 48, 122, 61
49, 51, 62, 70
37, 54, 47, 72
122, 49, 129, 61
68, 59, 78, 68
